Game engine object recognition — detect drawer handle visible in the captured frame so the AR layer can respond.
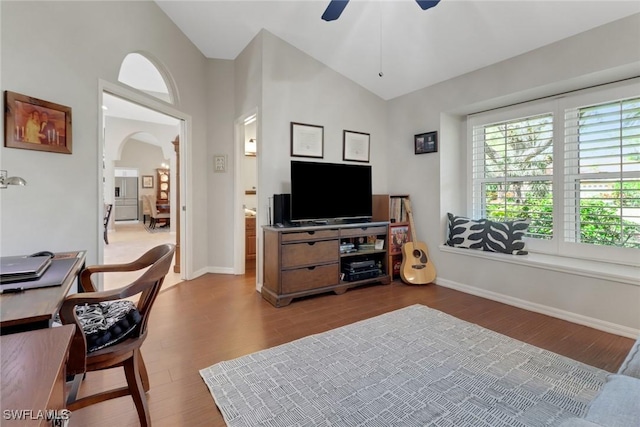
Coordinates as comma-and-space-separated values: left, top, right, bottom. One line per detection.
307, 266, 316, 270
307, 231, 316, 235
360, 227, 368, 231
307, 242, 316, 246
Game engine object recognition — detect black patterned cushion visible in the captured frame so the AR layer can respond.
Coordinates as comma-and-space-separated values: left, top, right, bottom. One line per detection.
447, 213, 530, 255
75, 300, 141, 353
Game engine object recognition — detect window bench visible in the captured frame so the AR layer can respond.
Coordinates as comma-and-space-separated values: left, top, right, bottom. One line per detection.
439, 245, 639, 286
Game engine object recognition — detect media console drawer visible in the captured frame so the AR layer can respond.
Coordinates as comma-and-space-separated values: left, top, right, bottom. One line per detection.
282, 240, 338, 268
340, 226, 387, 238
281, 229, 339, 243
281, 264, 339, 293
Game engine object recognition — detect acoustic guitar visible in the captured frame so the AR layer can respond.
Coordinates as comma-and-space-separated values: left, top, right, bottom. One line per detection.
400, 199, 436, 285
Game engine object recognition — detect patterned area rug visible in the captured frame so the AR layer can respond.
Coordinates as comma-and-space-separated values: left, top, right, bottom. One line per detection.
200, 305, 607, 427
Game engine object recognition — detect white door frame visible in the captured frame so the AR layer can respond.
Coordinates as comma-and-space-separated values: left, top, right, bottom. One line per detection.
233, 108, 259, 288
97, 79, 193, 285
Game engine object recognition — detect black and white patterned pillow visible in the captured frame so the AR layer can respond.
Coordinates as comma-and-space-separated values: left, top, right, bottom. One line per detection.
447, 213, 530, 255
447, 213, 485, 249
75, 300, 141, 353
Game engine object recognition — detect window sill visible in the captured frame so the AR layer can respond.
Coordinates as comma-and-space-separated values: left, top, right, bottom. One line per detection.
438, 245, 639, 286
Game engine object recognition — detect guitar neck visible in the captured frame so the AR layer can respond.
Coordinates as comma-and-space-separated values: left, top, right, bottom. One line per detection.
403, 199, 419, 243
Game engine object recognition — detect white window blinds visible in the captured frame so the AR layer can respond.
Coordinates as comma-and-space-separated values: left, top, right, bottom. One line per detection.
472, 113, 554, 239
564, 97, 640, 249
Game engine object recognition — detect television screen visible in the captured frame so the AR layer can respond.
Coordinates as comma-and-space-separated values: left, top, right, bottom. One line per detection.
290, 161, 372, 223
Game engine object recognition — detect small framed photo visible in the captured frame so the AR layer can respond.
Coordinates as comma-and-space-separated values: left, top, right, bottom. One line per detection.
375, 239, 385, 250
4, 90, 72, 154
343, 130, 370, 163
142, 175, 154, 188
414, 131, 437, 154
291, 122, 324, 158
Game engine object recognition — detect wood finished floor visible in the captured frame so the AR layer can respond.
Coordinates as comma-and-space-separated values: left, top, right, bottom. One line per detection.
68, 270, 634, 427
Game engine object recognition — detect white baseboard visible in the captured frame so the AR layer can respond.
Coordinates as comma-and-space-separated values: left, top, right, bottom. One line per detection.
191, 266, 235, 278
436, 277, 639, 339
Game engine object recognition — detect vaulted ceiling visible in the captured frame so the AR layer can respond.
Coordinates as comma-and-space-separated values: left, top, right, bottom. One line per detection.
155, 0, 640, 100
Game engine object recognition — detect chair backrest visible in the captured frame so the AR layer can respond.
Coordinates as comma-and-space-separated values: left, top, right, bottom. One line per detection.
148, 198, 159, 216
60, 244, 176, 374
103, 203, 113, 227
141, 195, 151, 215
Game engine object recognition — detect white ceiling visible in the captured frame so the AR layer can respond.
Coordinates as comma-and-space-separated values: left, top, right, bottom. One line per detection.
155, 0, 640, 101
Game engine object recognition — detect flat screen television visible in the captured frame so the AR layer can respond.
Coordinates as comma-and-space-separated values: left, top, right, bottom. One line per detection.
290, 160, 372, 223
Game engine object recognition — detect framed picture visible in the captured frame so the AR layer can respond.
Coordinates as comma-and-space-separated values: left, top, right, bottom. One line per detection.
414, 131, 437, 154
343, 130, 370, 162
4, 91, 72, 154
390, 225, 410, 253
291, 122, 323, 158
142, 175, 154, 188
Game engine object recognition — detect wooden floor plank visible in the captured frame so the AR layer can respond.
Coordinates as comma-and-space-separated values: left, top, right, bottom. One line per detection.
67, 272, 634, 426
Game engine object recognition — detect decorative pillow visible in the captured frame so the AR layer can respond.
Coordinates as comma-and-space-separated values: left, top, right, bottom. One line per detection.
483, 218, 530, 255
447, 213, 530, 255
446, 213, 485, 249
75, 300, 142, 353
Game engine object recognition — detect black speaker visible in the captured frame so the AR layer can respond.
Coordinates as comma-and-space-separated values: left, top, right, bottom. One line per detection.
273, 194, 291, 225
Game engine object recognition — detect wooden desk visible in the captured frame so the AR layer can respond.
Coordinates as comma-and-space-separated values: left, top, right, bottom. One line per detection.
0, 325, 75, 426
0, 251, 86, 335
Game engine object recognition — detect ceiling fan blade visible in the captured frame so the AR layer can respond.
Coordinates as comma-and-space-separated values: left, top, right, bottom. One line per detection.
415, 0, 441, 11
322, 0, 349, 21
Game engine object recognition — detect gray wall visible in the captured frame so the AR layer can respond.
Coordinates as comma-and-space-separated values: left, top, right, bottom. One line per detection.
387, 14, 640, 333
0, 1, 209, 272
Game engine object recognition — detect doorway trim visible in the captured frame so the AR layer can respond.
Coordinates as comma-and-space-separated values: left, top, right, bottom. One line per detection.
234, 108, 259, 286
98, 79, 193, 284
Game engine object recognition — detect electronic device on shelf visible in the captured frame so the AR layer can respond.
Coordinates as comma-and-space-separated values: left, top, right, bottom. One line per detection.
340, 243, 355, 253
344, 259, 376, 270
290, 161, 372, 224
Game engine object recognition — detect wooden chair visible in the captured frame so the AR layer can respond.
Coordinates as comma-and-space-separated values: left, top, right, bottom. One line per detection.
149, 200, 170, 229
141, 196, 151, 225
103, 203, 113, 244
59, 244, 176, 427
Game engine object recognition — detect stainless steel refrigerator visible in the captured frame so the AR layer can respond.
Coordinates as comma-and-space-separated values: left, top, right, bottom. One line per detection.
114, 177, 139, 221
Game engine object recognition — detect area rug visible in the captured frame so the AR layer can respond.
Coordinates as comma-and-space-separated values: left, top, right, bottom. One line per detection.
144, 224, 169, 233
199, 304, 608, 427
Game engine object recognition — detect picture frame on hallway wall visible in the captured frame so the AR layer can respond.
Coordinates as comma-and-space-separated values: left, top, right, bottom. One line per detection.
4, 91, 72, 154
343, 130, 370, 163
291, 122, 324, 158
414, 131, 437, 155
142, 175, 154, 188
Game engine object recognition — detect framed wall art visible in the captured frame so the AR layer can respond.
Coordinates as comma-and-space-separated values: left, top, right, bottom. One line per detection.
291, 122, 324, 158
343, 130, 370, 162
142, 175, 154, 188
4, 90, 72, 154
414, 131, 437, 154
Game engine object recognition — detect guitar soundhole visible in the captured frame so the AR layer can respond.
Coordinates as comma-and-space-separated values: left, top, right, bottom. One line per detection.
413, 249, 428, 263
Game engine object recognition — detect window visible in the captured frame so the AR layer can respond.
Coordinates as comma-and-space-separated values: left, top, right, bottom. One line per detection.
564, 98, 640, 249
472, 113, 554, 240
469, 80, 640, 264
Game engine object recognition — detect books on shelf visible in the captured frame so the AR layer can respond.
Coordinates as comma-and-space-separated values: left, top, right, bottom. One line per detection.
389, 196, 409, 223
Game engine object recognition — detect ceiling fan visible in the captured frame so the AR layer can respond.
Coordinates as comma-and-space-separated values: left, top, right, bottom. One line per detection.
322, 0, 441, 21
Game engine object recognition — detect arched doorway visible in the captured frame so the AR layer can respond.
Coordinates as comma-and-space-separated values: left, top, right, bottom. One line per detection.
98, 52, 190, 289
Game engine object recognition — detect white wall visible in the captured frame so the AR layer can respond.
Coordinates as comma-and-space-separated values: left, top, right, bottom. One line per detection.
0, 1, 209, 273
387, 14, 640, 333
206, 58, 236, 274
